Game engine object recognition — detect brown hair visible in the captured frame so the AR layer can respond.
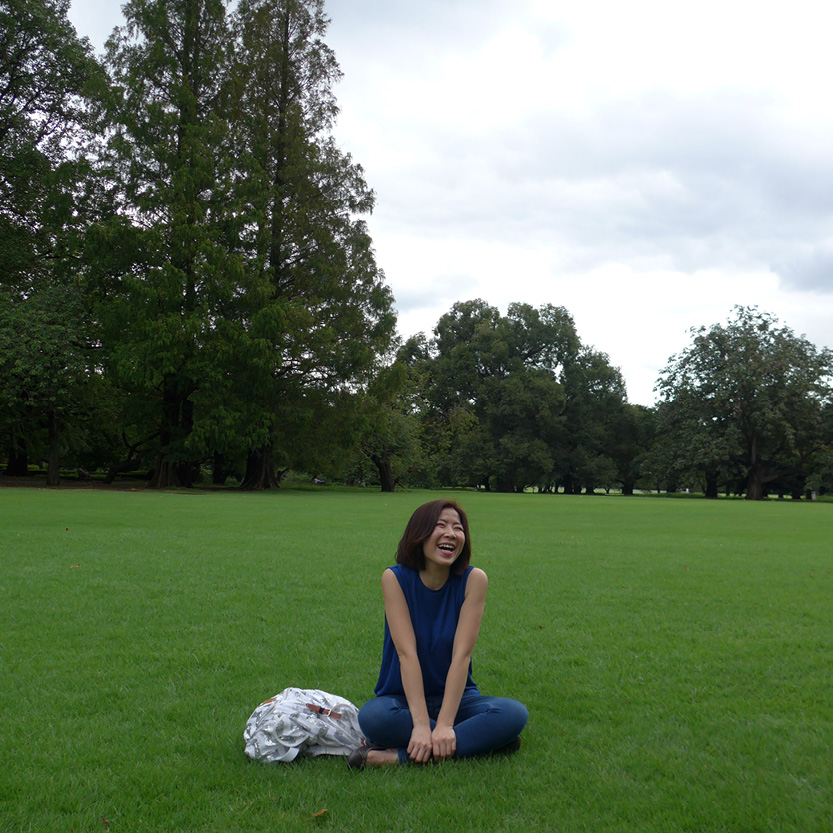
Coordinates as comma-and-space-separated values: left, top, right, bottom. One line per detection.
396, 500, 472, 575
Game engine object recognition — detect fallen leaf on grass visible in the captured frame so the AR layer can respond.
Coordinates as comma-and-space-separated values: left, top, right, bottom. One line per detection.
70, 565, 81, 569
101, 819, 110, 828
310, 808, 328, 818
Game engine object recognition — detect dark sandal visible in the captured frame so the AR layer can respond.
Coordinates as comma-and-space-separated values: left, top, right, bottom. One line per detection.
346, 744, 386, 770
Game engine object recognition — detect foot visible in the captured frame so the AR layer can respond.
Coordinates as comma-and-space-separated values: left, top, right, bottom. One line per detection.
347, 745, 399, 770
365, 748, 399, 766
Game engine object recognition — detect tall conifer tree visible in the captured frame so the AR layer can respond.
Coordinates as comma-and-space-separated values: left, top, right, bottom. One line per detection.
101, 0, 236, 487
229, 0, 394, 489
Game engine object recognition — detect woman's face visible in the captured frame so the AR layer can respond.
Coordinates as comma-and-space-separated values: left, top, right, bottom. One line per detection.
422, 507, 466, 570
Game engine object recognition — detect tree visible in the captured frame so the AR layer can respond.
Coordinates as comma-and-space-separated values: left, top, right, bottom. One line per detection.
228, 0, 395, 489
100, 0, 237, 487
424, 300, 579, 492
0, 0, 102, 477
343, 357, 433, 492
656, 306, 833, 499
557, 346, 628, 494
0, 0, 99, 293
609, 403, 656, 495
0, 286, 92, 485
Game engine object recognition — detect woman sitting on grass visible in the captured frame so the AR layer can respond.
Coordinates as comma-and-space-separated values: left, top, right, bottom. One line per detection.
349, 499, 528, 769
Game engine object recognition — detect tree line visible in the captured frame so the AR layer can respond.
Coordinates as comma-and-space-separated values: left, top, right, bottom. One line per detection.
2, 0, 832, 499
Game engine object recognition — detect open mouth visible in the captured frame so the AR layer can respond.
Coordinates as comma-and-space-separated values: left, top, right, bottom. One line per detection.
437, 543, 456, 555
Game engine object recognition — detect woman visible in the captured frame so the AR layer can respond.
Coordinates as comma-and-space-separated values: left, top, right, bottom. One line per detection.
349, 499, 528, 768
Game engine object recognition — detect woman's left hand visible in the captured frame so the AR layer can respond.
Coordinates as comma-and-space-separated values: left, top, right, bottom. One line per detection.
431, 724, 457, 760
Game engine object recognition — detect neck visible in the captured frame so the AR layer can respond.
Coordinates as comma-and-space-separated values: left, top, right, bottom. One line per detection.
420, 562, 450, 589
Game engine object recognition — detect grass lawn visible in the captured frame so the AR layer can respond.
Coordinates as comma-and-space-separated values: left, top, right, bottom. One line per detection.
1, 486, 831, 832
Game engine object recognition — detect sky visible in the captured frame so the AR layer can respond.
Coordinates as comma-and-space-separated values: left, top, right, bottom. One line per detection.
67, 0, 833, 405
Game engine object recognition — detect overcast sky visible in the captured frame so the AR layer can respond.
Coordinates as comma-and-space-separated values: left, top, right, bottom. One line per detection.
67, 0, 833, 405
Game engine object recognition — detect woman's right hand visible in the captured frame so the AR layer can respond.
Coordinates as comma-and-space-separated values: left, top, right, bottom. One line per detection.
407, 724, 433, 764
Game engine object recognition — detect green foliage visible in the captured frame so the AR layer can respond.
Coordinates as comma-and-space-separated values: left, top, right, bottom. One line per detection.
345, 358, 435, 491
0, 0, 100, 291
656, 306, 833, 499
5, 2, 832, 501
608, 403, 657, 494
224, 0, 395, 488
97, 0, 237, 487
0, 286, 87, 480
84, 0, 396, 489
416, 299, 629, 492
0, 0, 105, 481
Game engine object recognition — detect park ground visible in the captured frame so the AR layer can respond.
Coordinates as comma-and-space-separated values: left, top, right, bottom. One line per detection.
2, 487, 831, 832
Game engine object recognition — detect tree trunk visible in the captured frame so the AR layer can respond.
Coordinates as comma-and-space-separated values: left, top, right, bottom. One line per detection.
496, 475, 514, 493
704, 472, 718, 499
745, 466, 765, 500
240, 448, 281, 490
47, 408, 60, 487
106, 431, 159, 484
370, 453, 395, 492
149, 458, 183, 488
5, 441, 28, 476
148, 381, 193, 488
105, 458, 140, 484
176, 397, 195, 487
212, 452, 228, 485
745, 436, 765, 500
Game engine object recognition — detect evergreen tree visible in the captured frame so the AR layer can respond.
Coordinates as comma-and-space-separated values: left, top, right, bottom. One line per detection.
229, 0, 395, 489
100, 0, 238, 487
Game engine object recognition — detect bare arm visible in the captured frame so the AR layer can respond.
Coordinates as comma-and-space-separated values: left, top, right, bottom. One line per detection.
381, 568, 433, 763
433, 567, 488, 758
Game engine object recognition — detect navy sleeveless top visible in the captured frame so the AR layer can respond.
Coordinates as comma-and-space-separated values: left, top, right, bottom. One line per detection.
374, 563, 478, 697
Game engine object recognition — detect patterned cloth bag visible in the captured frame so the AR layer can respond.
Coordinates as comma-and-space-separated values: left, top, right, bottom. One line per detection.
243, 687, 366, 762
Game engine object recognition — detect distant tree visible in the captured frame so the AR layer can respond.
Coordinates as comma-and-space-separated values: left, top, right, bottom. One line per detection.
424, 300, 579, 492
0, 0, 102, 477
0, 286, 92, 485
656, 306, 833, 499
0, 0, 100, 293
609, 403, 656, 495
557, 346, 628, 494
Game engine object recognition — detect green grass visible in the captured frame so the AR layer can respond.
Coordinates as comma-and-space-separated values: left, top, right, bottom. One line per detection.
1, 487, 831, 832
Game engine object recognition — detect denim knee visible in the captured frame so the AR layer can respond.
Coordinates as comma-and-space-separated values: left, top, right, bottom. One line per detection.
503, 698, 529, 736
358, 696, 412, 747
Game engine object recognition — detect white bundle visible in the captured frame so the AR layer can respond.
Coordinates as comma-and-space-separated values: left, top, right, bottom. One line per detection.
243, 687, 366, 763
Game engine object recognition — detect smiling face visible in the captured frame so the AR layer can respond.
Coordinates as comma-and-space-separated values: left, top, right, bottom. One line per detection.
422, 507, 466, 571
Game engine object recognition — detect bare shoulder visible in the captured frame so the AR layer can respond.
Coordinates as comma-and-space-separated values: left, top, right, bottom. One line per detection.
466, 567, 488, 592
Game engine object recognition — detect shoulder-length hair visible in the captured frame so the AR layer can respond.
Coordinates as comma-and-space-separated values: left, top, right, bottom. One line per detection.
396, 499, 472, 575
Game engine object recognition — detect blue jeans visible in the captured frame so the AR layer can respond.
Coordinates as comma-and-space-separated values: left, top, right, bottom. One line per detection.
358, 690, 528, 763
